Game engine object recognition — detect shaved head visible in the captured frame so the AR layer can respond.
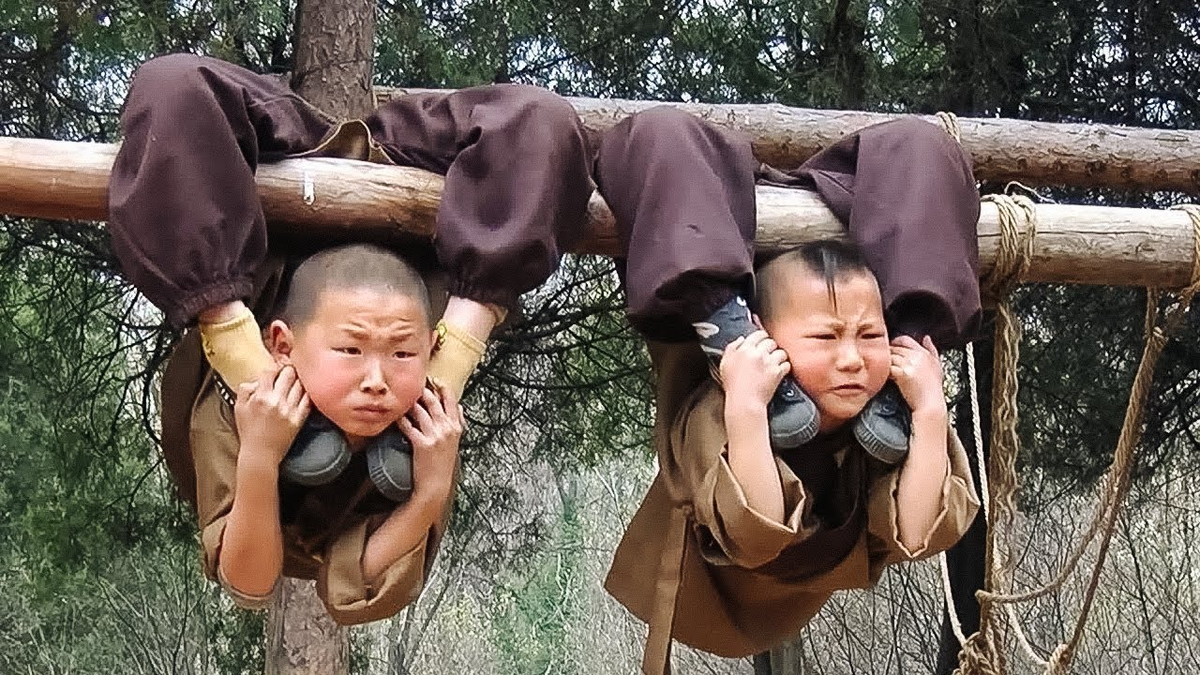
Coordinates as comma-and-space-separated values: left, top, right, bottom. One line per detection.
755, 240, 875, 320
277, 244, 432, 329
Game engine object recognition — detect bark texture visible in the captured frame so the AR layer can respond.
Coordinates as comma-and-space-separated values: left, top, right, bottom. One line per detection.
754, 639, 806, 674
264, 0, 377, 671
2, 138, 1194, 289
377, 88, 1200, 194
291, 0, 376, 119
264, 578, 351, 675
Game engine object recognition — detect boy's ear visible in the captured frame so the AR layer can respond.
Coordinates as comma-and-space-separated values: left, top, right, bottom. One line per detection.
267, 319, 296, 364
427, 328, 440, 359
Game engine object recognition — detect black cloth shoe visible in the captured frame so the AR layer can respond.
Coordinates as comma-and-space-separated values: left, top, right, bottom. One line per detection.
282, 413, 414, 501
281, 412, 351, 486
694, 296, 819, 449
366, 428, 413, 502
768, 378, 819, 449
853, 382, 911, 464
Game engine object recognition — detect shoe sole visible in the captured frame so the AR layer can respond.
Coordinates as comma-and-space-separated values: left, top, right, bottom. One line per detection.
770, 416, 820, 449
368, 444, 414, 502
854, 423, 908, 465
282, 449, 351, 486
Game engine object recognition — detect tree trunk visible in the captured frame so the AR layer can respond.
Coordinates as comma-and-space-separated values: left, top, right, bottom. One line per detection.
264, 0, 376, 673
754, 637, 805, 675
2, 137, 1197, 289
374, 88, 1200, 194
291, 0, 376, 119
265, 578, 351, 675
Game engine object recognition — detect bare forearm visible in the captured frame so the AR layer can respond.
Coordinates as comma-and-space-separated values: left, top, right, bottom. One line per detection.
724, 401, 785, 523
895, 410, 950, 551
362, 484, 452, 584
219, 451, 284, 596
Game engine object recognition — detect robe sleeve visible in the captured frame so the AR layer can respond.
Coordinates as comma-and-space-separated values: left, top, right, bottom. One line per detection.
188, 381, 257, 602
191, 383, 287, 610
317, 494, 453, 626
866, 426, 980, 567
671, 385, 818, 570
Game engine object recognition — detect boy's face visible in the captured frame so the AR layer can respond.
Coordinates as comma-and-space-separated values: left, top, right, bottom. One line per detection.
269, 286, 435, 446
761, 269, 891, 433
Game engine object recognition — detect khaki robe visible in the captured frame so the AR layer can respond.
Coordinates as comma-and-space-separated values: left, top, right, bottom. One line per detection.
159, 251, 453, 625
605, 341, 980, 673
157, 119, 455, 624
143, 76, 583, 623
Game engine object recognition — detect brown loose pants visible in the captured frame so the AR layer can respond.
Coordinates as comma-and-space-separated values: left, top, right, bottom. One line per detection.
108, 54, 594, 328
595, 107, 982, 348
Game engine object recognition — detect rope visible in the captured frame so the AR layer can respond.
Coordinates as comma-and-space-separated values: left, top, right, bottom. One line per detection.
980, 195, 1037, 305
952, 193, 1038, 675
958, 203, 1200, 674
985, 193, 1051, 670
977, 296, 1164, 610
985, 208, 1198, 599
932, 120, 1200, 675
934, 117, 1035, 674
941, 551, 968, 647
936, 111, 962, 143
943, 341, 1045, 668
939, 341, 991, 652
1172, 205, 1200, 296
967, 343, 989, 514
936, 109, 972, 655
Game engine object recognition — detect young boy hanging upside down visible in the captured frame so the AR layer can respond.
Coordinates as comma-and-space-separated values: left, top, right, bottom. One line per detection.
192, 243, 460, 619
594, 108, 983, 672
108, 54, 593, 621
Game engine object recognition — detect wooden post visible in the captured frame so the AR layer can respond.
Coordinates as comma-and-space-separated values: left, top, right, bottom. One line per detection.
753, 638, 806, 675
376, 88, 1200, 195
1, 137, 1196, 289
292, 0, 375, 119
264, 578, 351, 675
261, 0, 378, 672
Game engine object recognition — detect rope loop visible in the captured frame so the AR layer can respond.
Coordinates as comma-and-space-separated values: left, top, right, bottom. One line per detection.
936, 110, 962, 143
1046, 644, 1074, 675
1167, 203, 1200, 313
936, 126, 1200, 675
966, 202, 1200, 674
980, 194, 1037, 304
954, 630, 1004, 675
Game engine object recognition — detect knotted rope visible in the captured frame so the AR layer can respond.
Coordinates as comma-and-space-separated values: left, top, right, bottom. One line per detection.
953, 192, 1038, 675
936, 111, 963, 143
955, 199, 1200, 674
931, 112, 1199, 673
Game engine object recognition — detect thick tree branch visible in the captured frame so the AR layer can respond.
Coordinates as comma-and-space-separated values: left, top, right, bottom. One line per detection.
1, 136, 1197, 288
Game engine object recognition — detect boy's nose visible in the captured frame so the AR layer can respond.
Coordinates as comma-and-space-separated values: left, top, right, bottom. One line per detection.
835, 340, 865, 371
360, 359, 389, 393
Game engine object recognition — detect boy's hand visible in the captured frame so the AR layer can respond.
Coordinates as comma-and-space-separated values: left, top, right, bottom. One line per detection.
398, 383, 463, 500
719, 330, 790, 409
234, 365, 311, 465
889, 335, 946, 416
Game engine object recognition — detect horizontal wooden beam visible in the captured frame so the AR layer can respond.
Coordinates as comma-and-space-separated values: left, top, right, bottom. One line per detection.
0, 136, 1196, 288
378, 88, 1200, 195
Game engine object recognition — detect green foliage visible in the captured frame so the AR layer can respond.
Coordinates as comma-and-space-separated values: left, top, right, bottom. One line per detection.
0, 219, 273, 673
489, 482, 584, 675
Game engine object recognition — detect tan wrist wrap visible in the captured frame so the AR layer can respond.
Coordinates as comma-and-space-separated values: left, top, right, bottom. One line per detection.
199, 308, 273, 387
427, 321, 487, 399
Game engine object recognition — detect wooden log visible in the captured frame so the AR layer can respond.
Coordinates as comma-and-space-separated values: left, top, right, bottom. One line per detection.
0, 136, 1196, 289
378, 88, 1200, 195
